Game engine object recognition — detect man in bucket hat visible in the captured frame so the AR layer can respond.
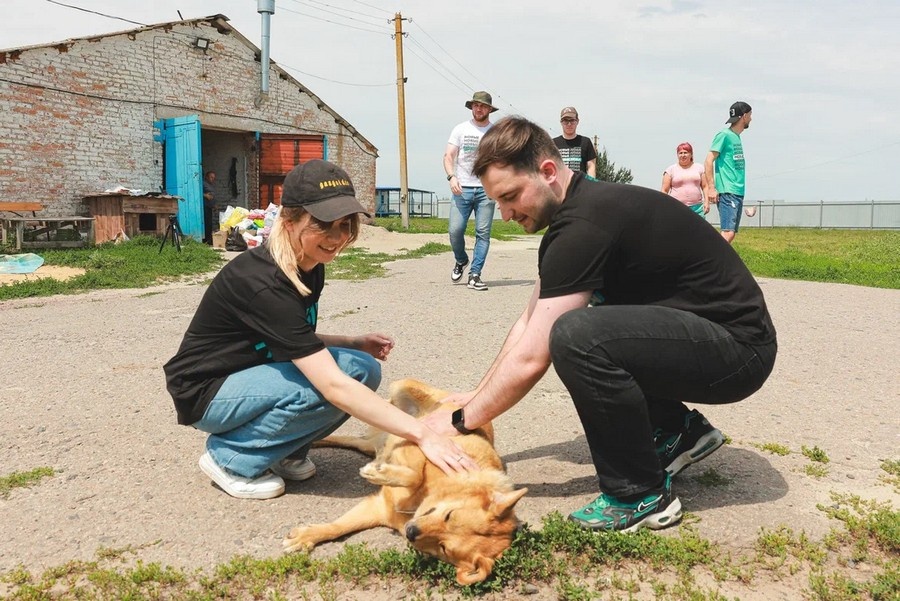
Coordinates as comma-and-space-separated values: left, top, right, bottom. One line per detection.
442, 91, 499, 291
705, 101, 752, 244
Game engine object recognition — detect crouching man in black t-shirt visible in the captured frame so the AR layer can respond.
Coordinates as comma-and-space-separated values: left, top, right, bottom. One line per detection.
422, 117, 777, 533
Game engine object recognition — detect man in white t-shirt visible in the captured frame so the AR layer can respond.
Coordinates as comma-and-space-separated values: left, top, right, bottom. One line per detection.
442, 91, 498, 291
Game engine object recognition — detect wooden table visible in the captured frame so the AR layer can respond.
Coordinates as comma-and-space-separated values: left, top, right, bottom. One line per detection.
4, 216, 95, 250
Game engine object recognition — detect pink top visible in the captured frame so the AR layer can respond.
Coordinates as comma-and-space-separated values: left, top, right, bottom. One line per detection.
664, 163, 705, 206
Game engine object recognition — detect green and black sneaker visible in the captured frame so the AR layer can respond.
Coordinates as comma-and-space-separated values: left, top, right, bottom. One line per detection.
654, 409, 725, 477
568, 474, 682, 532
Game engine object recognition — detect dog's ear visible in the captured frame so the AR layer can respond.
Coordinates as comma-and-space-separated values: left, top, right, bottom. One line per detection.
490, 488, 528, 517
455, 554, 494, 585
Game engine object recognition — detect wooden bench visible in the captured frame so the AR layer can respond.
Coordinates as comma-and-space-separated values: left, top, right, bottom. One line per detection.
1, 202, 94, 250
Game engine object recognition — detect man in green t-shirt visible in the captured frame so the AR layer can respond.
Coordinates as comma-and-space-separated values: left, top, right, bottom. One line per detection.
705, 101, 752, 244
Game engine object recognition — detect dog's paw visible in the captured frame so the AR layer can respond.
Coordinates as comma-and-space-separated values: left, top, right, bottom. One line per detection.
282, 526, 318, 553
360, 462, 392, 485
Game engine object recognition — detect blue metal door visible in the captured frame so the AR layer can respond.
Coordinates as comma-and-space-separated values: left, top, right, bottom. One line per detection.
155, 116, 203, 239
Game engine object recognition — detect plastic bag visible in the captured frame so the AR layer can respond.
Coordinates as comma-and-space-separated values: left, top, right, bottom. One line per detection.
0, 253, 44, 274
220, 206, 250, 231
225, 227, 248, 252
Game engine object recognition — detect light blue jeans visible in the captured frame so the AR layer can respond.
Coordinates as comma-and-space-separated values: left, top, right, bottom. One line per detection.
449, 186, 496, 276
193, 348, 381, 478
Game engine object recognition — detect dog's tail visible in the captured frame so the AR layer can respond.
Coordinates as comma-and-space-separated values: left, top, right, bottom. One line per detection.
390, 378, 450, 417
312, 435, 378, 456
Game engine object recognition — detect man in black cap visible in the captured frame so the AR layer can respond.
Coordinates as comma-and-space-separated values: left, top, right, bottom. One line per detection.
442, 91, 499, 291
705, 101, 753, 244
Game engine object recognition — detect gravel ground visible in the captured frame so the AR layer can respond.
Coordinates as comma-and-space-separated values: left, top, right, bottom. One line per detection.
1, 225, 897, 599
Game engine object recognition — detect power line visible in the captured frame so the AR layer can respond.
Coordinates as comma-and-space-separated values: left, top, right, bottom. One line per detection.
403, 44, 470, 96
283, 0, 386, 27
349, 0, 393, 15
407, 18, 531, 117
277, 5, 390, 35
409, 20, 483, 94
45, 0, 144, 26
291, 0, 385, 22
406, 36, 473, 92
279, 63, 393, 87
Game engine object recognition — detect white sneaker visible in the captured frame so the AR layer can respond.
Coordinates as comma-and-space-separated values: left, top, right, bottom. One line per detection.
198, 452, 285, 500
271, 457, 317, 481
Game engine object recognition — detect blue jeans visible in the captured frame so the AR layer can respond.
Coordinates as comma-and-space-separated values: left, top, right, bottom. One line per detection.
718, 193, 744, 232
193, 348, 382, 478
549, 305, 776, 498
449, 187, 496, 276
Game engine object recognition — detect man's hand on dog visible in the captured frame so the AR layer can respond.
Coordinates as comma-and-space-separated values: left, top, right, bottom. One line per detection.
418, 430, 480, 474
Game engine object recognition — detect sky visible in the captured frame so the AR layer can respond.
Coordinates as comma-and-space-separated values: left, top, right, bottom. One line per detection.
3, 0, 899, 203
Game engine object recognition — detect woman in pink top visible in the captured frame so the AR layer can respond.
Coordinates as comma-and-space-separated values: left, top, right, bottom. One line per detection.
661, 142, 709, 216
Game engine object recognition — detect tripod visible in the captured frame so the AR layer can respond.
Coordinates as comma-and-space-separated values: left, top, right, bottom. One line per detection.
158, 214, 183, 253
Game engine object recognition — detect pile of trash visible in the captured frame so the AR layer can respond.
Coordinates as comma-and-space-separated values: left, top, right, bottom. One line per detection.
219, 204, 280, 249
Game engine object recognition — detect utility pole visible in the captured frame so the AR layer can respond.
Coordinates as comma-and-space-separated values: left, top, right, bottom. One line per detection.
593, 134, 599, 155
392, 13, 410, 229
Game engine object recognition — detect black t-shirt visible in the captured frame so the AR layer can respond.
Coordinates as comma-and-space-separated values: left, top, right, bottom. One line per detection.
164, 245, 326, 425
538, 173, 776, 346
553, 135, 598, 173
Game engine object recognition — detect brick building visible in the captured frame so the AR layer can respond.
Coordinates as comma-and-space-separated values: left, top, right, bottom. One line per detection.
0, 14, 378, 240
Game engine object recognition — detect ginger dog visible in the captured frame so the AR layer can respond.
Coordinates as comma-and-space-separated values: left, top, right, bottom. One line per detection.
282, 378, 528, 585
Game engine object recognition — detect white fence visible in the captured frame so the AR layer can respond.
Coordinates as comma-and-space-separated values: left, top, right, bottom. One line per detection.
384, 194, 900, 230
705, 200, 900, 229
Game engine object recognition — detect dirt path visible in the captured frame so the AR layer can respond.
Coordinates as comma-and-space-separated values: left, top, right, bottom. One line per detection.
1, 226, 897, 598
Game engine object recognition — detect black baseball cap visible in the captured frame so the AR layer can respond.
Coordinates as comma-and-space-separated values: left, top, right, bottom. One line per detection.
280, 159, 371, 221
726, 101, 752, 124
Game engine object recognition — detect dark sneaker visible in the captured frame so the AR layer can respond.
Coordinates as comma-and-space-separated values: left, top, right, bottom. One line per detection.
654, 410, 725, 477
467, 273, 487, 291
568, 474, 682, 532
451, 259, 469, 282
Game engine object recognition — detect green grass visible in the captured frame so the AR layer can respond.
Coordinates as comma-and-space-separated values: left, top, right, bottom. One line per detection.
0, 467, 54, 498
0, 236, 223, 300
373, 216, 537, 241
803, 445, 831, 464
326, 242, 450, 280
2, 501, 897, 600
733, 229, 900, 289
3, 227, 897, 300
756, 442, 792, 456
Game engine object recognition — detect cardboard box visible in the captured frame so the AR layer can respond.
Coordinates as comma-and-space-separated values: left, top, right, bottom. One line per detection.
212, 230, 227, 249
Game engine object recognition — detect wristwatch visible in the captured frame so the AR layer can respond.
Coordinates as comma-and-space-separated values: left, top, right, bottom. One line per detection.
451, 408, 474, 435
446, 173, 454, 181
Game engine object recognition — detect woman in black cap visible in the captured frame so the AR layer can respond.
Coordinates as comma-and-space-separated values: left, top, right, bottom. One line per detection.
164, 159, 475, 500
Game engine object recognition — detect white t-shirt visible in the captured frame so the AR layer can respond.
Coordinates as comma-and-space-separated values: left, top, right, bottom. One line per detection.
447, 119, 492, 187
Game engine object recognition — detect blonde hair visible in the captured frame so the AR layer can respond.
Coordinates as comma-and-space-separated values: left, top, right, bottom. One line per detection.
266, 206, 361, 296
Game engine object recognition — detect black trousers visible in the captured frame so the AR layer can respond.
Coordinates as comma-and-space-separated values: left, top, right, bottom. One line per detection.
548, 305, 776, 498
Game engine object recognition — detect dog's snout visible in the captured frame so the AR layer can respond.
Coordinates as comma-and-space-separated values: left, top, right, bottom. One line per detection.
405, 523, 420, 541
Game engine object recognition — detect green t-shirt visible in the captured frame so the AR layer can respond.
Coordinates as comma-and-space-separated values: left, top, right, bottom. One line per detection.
710, 128, 745, 195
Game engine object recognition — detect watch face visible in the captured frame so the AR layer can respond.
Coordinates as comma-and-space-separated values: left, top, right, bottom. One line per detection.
452, 408, 469, 433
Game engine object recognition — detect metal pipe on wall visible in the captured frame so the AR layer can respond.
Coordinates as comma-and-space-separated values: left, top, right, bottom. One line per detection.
258, 0, 275, 95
